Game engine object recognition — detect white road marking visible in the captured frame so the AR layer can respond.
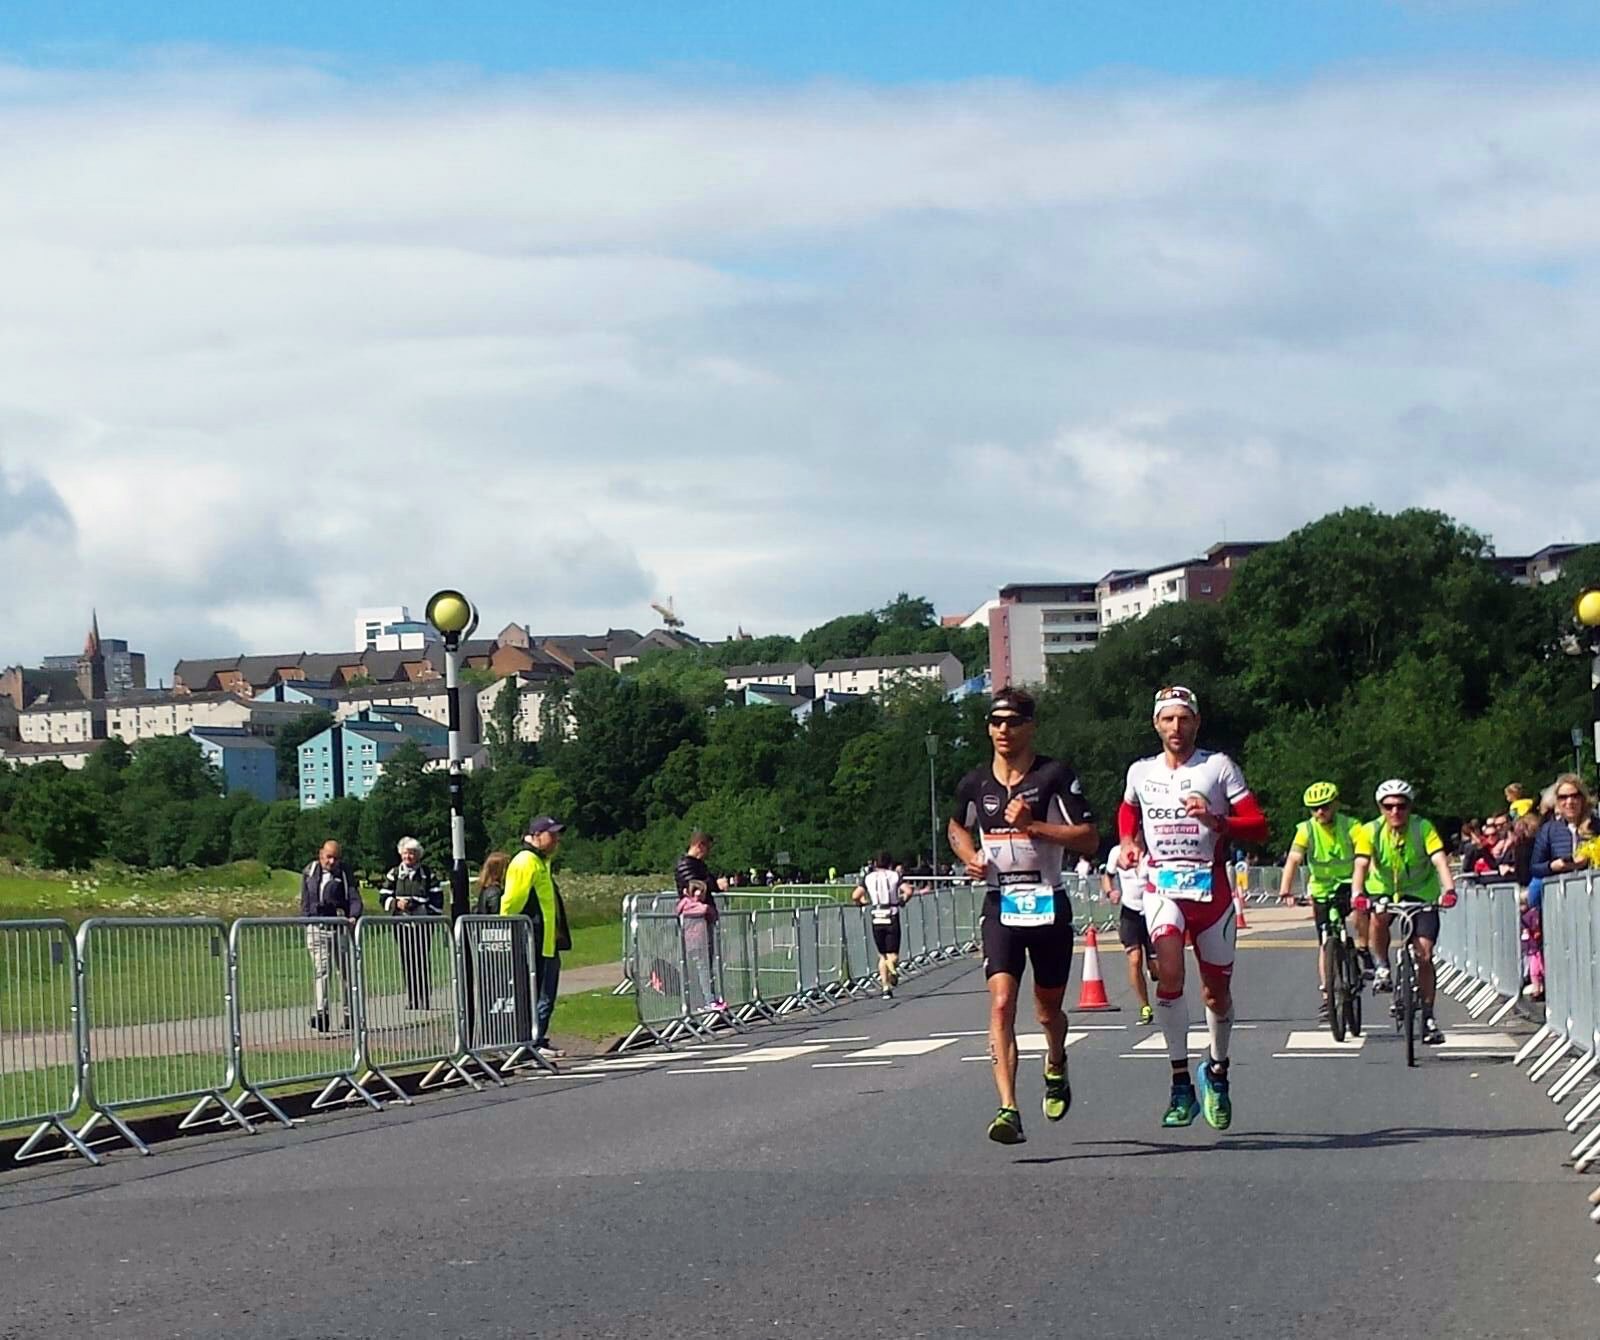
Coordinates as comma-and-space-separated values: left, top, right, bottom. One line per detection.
929, 1030, 988, 1038
1133, 1030, 1211, 1053
1272, 1052, 1361, 1059
846, 1039, 957, 1059
1437, 1033, 1519, 1051
684, 1042, 750, 1052
669, 1066, 750, 1074
1016, 1032, 1090, 1051
708, 1044, 830, 1065
813, 1060, 895, 1069
1284, 1030, 1364, 1051
813, 1035, 872, 1043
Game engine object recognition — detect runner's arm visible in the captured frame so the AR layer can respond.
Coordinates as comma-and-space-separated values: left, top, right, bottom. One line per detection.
851, 882, 868, 905
1222, 792, 1269, 843
1116, 800, 1144, 869
1021, 814, 1098, 854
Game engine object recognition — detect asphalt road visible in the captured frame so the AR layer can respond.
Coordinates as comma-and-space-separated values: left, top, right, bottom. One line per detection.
2, 917, 1591, 1339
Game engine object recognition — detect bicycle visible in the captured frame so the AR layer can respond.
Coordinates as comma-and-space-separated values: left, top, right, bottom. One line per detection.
1357, 897, 1436, 1068
1315, 893, 1363, 1043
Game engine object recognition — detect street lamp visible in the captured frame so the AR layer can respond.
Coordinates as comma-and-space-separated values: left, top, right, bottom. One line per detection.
924, 733, 939, 878
426, 588, 478, 920
1576, 589, 1600, 788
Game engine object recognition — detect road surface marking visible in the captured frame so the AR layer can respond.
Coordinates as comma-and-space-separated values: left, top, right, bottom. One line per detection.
1284, 1030, 1364, 1051
1272, 1052, 1361, 1059
846, 1038, 957, 1059
669, 1065, 750, 1074
708, 1044, 830, 1065
1437, 1032, 1518, 1051
814, 1035, 872, 1043
813, 1060, 895, 1069
1133, 1030, 1211, 1053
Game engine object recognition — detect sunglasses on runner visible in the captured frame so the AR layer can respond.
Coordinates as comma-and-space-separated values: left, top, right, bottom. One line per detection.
987, 713, 1029, 728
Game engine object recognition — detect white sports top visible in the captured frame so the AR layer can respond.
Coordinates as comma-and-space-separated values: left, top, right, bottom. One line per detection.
1123, 748, 1249, 870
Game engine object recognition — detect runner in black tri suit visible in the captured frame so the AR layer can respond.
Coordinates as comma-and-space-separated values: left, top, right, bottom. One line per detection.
947, 686, 1098, 1145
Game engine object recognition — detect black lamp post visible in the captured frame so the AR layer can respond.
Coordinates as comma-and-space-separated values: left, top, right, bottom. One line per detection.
425, 589, 478, 920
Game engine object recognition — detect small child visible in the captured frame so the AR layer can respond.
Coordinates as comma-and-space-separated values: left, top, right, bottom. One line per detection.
676, 881, 725, 1012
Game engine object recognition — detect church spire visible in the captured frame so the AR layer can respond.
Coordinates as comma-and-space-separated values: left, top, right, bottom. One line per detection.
84, 609, 101, 658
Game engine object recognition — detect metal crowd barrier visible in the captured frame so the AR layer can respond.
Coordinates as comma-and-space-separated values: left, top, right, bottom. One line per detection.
620, 886, 985, 1051
231, 917, 377, 1126
74, 918, 252, 1156
0, 920, 96, 1164
2, 912, 572, 1166
1433, 882, 1522, 1028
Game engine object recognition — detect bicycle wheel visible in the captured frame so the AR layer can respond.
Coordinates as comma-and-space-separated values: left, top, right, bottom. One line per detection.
1323, 935, 1346, 1043
1398, 950, 1417, 1068
1343, 944, 1363, 1038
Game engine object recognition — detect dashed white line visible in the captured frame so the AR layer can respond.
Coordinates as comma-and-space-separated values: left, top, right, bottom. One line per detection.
669, 1066, 750, 1075
813, 1060, 895, 1069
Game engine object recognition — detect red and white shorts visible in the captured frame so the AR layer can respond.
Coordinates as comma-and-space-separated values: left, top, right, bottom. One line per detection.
1143, 891, 1236, 977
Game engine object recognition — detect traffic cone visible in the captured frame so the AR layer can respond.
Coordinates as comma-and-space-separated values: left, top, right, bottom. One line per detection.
1075, 924, 1118, 1011
1234, 888, 1250, 930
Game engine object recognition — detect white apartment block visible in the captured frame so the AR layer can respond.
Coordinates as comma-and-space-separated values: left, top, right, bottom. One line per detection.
105, 692, 254, 742
813, 653, 964, 698
354, 605, 438, 652
0, 741, 101, 770
987, 584, 1100, 688
723, 663, 817, 696
476, 674, 551, 743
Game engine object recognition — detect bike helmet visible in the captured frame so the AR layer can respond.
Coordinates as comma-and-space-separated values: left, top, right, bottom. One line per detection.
1374, 778, 1415, 805
1302, 781, 1339, 808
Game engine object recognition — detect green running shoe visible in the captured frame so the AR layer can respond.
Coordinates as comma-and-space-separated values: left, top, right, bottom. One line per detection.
1042, 1066, 1071, 1122
987, 1106, 1026, 1145
1162, 1082, 1199, 1128
1196, 1057, 1232, 1130
1138, 1003, 1155, 1026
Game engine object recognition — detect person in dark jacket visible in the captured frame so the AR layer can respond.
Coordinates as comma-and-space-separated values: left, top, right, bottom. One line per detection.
381, 837, 444, 1009
674, 831, 727, 911
300, 840, 362, 1032
1530, 775, 1595, 882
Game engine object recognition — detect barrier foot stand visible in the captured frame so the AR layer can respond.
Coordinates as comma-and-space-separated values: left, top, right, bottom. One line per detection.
451, 1053, 508, 1088
1467, 984, 1501, 1018
1571, 1121, 1600, 1165
611, 978, 634, 997
236, 1088, 297, 1130
618, 1024, 673, 1053
1566, 1082, 1600, 1132
419, 1057, 482, 1094
1516, 1024, 1555, 1068
1551, 1052, 1600, 1103
739, 999, 778, 1024
358, 1067, 412, 1106
75, 1108, 150, 1157
311, 1073, 383, 1112
1575, 1135, 1600, 1175
12, 1116, 102, 1167
178, 1091, 256, 1136
1437, 967, 1466, 994
498, 1044, 555, 1076
1449, 973, 1479, 1002
1486, 993, 1521, 1027
1531, 1038, 1574, 1083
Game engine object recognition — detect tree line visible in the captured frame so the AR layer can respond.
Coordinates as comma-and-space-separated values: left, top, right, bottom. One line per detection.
1, 509, 1593, 876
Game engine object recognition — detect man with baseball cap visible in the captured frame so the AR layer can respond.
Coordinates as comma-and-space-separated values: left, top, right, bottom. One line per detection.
948, 685, 1098, 1145
501, 815, 572, 1056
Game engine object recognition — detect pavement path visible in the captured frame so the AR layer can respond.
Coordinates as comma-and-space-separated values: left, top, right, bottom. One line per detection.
1, 912, 1591, 1338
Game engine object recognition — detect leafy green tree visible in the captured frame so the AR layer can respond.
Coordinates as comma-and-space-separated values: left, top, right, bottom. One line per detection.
81, 736, 133, 797
359, 742, 449, 869
878, 593, 937, 632
228, 798, 268, 862
16, 766, 103, 868
484, 678, 524, 768
799, 612, 881, 665
274, 710, 333, 796
256, 800, 304, 872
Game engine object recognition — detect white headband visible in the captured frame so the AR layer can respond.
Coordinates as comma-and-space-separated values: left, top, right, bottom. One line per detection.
1152, 687, 1199, 718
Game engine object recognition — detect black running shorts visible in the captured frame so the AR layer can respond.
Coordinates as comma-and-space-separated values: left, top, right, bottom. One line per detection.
981, 896, 1075, 989
1118, 905, 1151, 953
871, 917, 902, 956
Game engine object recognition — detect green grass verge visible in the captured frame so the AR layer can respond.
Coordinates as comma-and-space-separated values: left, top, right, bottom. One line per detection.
549, 989, 636, 1043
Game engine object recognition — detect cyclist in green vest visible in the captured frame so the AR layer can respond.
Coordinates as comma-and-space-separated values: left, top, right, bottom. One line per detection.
1278, 781, 1371, 1024
1351, 778, 1458, 1046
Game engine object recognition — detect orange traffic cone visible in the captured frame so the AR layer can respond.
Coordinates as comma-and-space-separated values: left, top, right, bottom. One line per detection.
1075, 924, 1118, 1011
1234, 888, 1250, 930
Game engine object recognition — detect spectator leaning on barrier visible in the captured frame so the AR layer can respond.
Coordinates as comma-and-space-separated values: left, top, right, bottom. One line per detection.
502, 816, 571, 1057
1530, 774, 1595, 884
675, 831, 729, 910
476, 850, 510, 914
381, 837, 444, 1010
300, 840, 362, 1033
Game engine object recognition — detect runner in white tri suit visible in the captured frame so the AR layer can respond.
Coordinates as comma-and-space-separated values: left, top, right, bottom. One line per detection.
852, 852, 905, 998
1119, 686, 1268, 1131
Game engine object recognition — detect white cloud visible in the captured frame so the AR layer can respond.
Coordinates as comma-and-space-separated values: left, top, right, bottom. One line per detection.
0, 51, 1594, 674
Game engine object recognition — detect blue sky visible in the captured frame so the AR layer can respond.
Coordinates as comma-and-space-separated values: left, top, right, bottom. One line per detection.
9, 0, 1600, 81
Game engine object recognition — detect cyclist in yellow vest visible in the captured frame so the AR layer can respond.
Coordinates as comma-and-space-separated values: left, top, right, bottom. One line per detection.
1279, 782, 1372, 1024
1351, 778, 1458, 1046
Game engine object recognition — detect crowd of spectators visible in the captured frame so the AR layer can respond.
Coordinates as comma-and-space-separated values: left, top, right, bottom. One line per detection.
1457, 775, 1598, 1002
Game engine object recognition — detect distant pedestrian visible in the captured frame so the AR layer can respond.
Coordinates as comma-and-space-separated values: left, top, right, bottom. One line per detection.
676, 880, 724, 1012
299, 840, 362, 1033
501, 816, 572, 1058
381, 837, 444, 1009
676, 831, 728, 910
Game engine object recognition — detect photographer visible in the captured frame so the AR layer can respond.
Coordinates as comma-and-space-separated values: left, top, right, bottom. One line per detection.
380, 837, 444, 1010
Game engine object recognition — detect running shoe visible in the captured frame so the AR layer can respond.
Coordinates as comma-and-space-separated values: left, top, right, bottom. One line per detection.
1196, 1057, 1232, 1130
987, 1106, 1026, 1145
1162, 1082, 1199, 1128
1137, 1003, 1155, 1026
1372, 966, 1392, 993
1421, 1016, 1445, 1045
1043, 1065, 1071, 1122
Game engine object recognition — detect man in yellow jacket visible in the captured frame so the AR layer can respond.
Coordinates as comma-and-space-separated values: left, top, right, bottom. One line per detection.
501, 816, 572, 1057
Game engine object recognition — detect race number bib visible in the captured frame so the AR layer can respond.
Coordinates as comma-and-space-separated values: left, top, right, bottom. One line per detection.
999, 884, 1055, 928
1152, 864, 1215, 903
871, 906, 897, 926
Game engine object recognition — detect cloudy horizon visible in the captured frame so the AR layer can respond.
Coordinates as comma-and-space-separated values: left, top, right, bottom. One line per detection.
2, 31, 1595, 678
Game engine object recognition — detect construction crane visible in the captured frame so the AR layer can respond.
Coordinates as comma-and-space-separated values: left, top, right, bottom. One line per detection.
650, 596, 685, 630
